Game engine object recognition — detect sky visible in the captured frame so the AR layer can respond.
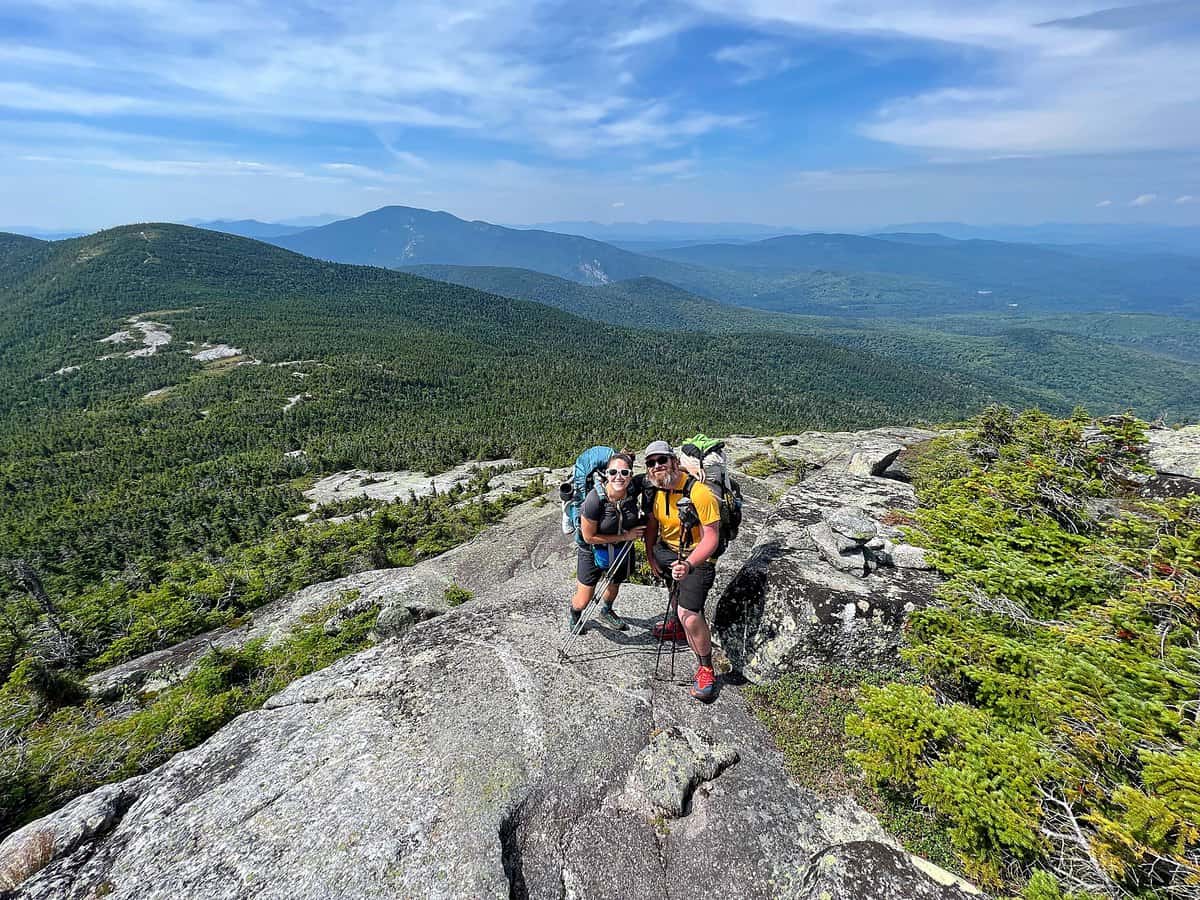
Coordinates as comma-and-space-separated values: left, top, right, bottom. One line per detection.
2, 0, 1199, 231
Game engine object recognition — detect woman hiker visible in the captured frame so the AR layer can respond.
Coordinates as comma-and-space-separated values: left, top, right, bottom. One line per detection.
566, 450, 645, 633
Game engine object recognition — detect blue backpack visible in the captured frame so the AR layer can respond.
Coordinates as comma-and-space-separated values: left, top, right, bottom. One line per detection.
559, 446, 615, 551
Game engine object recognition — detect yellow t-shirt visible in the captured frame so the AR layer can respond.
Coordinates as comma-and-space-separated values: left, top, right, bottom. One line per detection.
651, 475, 721, 551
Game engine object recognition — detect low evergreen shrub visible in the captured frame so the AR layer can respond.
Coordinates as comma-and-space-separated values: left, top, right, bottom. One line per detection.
846, 408, 1199, 896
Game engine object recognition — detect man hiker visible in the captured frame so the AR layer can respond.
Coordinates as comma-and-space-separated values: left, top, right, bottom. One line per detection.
642, 440, 721, 702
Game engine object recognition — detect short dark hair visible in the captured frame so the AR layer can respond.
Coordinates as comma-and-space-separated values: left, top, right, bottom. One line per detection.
607, 450, 634, 468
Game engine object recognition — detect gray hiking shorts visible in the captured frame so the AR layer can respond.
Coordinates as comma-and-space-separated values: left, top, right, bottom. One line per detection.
652, 543, 716, 613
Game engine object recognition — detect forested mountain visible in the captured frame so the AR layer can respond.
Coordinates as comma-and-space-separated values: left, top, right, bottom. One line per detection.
402, 264, 782, 331
269, 205, 708, 286
652, 232, 1200, 316
0, 232, 53, 282
405, 263, 1200, 420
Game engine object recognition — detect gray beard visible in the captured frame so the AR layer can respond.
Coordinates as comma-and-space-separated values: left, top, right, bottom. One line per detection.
648, 469, 675, 490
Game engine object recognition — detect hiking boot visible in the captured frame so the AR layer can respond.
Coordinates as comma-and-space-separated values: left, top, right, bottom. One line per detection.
596, 604, 627, 631
690, 665, 716, 702
651, 617, 687, 643
565, 605, 583, 634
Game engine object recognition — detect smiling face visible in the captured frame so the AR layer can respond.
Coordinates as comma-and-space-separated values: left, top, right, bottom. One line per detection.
645, 452, 678, 489
605, 453, 633, 494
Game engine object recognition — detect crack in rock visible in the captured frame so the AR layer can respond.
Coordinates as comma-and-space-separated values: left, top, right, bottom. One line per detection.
498, 799, 529, 900
619, 727, 739, 820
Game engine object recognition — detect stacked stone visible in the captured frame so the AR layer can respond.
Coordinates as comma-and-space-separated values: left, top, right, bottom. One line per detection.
808, 505, 930, 577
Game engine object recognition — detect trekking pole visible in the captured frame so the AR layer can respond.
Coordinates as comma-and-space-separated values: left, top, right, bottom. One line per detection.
653, 579, 678, 681
557, 540, 634, 661
560, 539, 632, 657
670, 494, 696, 684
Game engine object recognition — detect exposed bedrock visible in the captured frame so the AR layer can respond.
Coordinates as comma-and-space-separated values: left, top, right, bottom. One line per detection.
4, 561, 912, 899
713, 467, 941, 682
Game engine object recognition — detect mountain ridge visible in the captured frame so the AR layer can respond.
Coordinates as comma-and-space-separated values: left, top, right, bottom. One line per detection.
269, 205, 707, 286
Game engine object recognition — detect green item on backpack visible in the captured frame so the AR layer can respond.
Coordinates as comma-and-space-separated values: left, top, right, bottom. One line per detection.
682, 433, 723, 456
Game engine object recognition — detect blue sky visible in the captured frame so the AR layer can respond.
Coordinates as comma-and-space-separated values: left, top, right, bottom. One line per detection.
2, 0, 1199, 230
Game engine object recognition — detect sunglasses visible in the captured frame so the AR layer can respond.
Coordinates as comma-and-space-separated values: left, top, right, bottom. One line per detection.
606, 468, 631, 477
646, 456, 673, 468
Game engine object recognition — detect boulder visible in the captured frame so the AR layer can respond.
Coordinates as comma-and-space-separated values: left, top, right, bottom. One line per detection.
827, 506, 878, 542
846, 445, 903, 478
797, 841, 981, 899
1146, 425, 1200, 478
808, 522, 869, 576
726, 428, 936, 472
713, 469, 941, 681
883, 543, 932, 570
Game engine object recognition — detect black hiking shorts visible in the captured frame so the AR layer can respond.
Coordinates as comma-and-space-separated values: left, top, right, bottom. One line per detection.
652, 543, 716, 613
576, 543, 636, 588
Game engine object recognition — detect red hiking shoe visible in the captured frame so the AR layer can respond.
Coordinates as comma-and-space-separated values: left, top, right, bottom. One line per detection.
651, 617, 687, 643
690, 665, 716, 702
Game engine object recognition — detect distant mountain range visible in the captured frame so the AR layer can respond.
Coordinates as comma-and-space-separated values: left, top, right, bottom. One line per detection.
881, 222, 1200, 256
264, 205, 1200, 319
651, 232, 1200, 316
5, 204, 1198, 320
518, 219, 801, 244
11, 214, 1200, 258
0, 227, 86, 240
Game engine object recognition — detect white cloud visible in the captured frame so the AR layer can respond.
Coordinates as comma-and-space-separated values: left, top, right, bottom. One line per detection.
1095, 199, 1112, 207
1176, 194, 1196, 205
713, 40, 795, 84
611, 18, 691, 49
321, 162, 383, 177
636, 158, 697, 177
0, 81, 146, 116
5, 0, 740, 162
683, 1, 1200, 156
0, 44, 97, 68
611, 200, 625, 208
22, 152, 333, 182
1130, 193, 1157, 207
390, 151, 429, 170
